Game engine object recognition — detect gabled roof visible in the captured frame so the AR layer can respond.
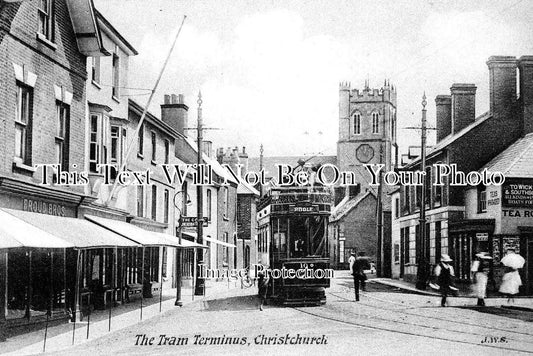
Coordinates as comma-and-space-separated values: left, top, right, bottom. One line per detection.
405, 111, 491, 168
480, 132, 533, 178
95, 9, 138, 55
237, 176, 260, 196
330, 191, 375, 222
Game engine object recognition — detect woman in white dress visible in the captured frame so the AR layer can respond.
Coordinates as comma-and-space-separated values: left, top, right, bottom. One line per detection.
471, 252, 492, 306
499, 249, 524, 302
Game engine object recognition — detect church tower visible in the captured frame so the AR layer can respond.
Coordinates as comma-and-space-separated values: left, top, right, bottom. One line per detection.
337, 80, 398, 192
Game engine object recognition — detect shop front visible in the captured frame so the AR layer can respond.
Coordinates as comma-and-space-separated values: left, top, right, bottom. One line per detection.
448, 220, 495, 286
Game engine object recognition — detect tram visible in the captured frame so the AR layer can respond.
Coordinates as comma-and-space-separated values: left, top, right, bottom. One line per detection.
256, 184, 332, 305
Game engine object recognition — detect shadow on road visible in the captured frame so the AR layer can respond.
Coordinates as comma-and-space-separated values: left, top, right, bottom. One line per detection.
455, 306, 533, 322
202, 295, 263, 312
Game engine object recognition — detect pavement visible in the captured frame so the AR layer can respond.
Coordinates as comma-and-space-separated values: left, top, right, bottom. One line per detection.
0, 278, 251, 356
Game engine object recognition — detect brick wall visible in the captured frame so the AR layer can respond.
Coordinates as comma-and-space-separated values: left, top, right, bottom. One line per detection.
0, 1, 87, 194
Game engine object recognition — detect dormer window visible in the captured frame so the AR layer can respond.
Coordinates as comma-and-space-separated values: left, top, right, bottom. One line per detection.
38, 0, 54, 42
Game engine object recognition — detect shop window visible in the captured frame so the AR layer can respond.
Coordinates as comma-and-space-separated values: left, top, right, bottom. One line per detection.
162, 247, 167, 278
394, 197, 399, 219
394, 243, 400, 263
435, 221, 442, 263
15, 83, 33, 165
339, 239, 345, 263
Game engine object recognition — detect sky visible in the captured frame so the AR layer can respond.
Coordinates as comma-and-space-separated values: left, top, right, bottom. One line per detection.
94, 0, 533, 159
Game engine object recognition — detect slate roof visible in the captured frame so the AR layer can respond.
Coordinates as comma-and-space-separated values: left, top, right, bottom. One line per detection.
405, 111, 491, 168
480, 132, 533, 178
330, 191, 375, 222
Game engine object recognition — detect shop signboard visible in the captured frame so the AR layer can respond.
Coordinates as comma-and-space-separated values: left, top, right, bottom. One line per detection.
502, 178, 533, 208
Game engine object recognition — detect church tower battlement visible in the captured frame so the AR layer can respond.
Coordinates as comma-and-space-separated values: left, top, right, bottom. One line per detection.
337, 80, 398, 191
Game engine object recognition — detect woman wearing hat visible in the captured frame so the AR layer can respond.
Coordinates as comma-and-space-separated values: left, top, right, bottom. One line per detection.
434, 254, 455, 307
471, 252, 492, 306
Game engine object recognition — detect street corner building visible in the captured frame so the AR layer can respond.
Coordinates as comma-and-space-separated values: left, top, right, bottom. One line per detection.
0, 0, 250, 342
391, 55, 533, 296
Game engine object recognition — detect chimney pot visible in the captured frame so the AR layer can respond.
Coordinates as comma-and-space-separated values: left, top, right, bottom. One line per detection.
450, 83, 476, 134
164, 94, 171, 105
435, 95, 451, 142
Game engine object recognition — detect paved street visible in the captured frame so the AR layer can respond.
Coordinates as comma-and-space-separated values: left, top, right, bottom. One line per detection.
3, 272, 533, 356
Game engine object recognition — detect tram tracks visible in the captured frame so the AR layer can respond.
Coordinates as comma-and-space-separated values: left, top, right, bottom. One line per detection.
290, 290, 533, 354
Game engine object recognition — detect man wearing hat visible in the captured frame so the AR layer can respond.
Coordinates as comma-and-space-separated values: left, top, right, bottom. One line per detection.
434, 254, 456, 307
471, 252, 492, 306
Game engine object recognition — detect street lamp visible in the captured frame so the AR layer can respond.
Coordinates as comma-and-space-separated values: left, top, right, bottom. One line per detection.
173, 191, 192, 306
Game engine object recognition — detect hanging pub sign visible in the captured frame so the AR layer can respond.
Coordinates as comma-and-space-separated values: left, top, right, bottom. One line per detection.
502, 178, 533, 208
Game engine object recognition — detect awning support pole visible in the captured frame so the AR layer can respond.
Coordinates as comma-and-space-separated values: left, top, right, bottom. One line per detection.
0, 251, 7, 342
26, 250, 32, 320
140, 246, 145, 321
43, 251, 53, 353
72, 249, 81, 345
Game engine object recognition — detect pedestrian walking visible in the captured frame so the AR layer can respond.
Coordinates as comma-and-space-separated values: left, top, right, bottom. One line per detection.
434, 254, 456, 307
471, 252, 492, 306
257, 271, 269, 311
499, 248, 525, 303
352, 251, 370, 301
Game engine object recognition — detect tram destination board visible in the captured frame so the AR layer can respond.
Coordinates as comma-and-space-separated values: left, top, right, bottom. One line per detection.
180, 217, 209, 227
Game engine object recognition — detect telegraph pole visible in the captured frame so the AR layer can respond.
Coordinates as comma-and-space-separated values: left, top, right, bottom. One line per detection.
415, 93, 428, 290
194, 92, 205, 296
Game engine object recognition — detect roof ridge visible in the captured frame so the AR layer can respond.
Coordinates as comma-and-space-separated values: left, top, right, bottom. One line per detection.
502, 137, 533, 176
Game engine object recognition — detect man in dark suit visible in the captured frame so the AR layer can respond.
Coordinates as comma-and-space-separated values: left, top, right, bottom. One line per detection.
352, 251, 371, 301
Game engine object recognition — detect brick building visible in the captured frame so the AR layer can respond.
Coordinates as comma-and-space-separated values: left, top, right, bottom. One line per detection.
395, 56, 533, 294
0, 0, 103, 337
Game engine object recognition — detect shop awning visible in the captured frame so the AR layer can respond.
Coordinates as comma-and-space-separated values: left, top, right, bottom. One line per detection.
0, 209, 73, 249
203, 235, 237, 248
85, 215, 203, 248
4, 209, 138, 249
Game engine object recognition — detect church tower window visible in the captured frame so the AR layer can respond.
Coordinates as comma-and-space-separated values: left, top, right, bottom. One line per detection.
353, 112, 361, 135
372, 112, 379, 134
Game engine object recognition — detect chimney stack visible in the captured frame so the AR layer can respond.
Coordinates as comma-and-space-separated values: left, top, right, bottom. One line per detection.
435, 95, 451, 142
450, 84, 476, 134
161, 93, 188, 135
518, 56, 533, 134
487, 56, 517, 119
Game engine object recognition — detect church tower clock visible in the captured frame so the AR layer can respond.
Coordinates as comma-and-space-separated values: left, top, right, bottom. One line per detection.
337, 80, 398, 193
